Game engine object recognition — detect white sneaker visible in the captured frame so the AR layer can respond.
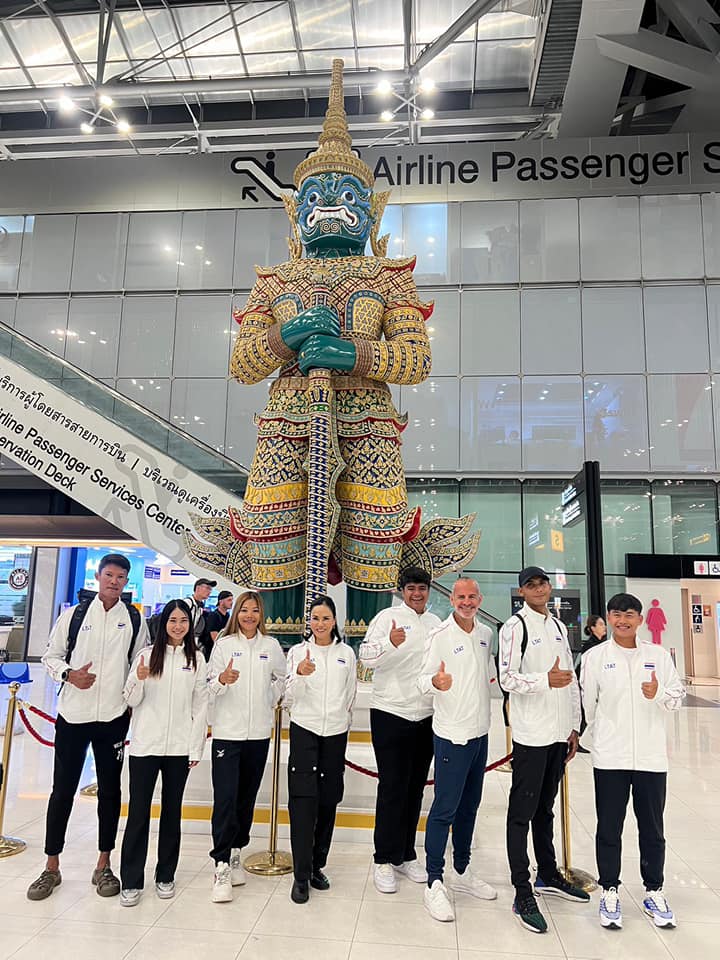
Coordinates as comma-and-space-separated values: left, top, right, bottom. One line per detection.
449, 867, 497, 900
120, 888, 142, 907
155, 881, 175, 899
212, 862, 233, 903
230, 848, 246, 886
424, 879, 455, 922
643, 889, 676, 928
599, 887, 622, 929
373, 862, 397, 894
395, 860, 427, 883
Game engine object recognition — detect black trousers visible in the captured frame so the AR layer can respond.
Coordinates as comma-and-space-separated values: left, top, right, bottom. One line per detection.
120, 755, 190, 890
44, 711, 130, 857
506, 740, 567, 897
288, 722, 347, 882
210, 737, 270, 864
370, 709, 433, 865
594, 768, 666, 891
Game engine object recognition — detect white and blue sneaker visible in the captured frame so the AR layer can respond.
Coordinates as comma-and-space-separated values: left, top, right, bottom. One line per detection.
599, 887, 622, 929
643, 889, 675, 928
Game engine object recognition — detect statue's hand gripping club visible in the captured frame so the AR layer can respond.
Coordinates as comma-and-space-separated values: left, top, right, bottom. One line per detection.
298, 334, 356, 374
280, 305, 340, 352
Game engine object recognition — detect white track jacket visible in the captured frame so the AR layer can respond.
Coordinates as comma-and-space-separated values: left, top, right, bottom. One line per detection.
285, 638, 357, 737
418, 614, 494, 745
43, 597, 149, 724
580, 638, 684, 772
207, 632, 287, 740
359, 602, 442, 721
124, 646, 209, 762
499, 603, 581, 747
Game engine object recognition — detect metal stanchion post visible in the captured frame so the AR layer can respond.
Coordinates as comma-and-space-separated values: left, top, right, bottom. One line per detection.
559, 768, 596, 892
244, 701, 293, 876
79, 782, 98, 797
0, 682, 26, 857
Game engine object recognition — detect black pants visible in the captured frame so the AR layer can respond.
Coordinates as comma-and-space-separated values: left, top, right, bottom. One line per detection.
120, 755, 190, 890
288, 722, 347, 882
210, 738, 269, 864
506, 740, 566, 897
594, 768, 666, 891
44, 711, 130, 857
370, 709, 433, 866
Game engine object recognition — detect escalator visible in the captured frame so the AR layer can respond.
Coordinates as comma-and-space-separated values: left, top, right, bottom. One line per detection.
0, 317, 248, 578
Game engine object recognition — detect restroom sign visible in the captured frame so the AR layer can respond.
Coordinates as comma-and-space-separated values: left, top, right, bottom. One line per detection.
694, 561, 709, 575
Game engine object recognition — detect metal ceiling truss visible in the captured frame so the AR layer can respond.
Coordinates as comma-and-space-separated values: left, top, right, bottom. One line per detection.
0, 0, 550, 160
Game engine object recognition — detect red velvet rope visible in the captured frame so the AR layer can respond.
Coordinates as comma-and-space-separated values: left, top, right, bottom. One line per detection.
345, 751, 513, 785
17, 705, 55, 747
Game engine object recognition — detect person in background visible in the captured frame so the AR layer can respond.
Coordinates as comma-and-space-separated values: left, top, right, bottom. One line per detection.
206, 591, 286, 902
359, 566, 441, 894
186, 578, 216, 658
499, 566, 589, 935
27, 553, 149, 902
203, 590, 234, 655
119, 599, 208, 906
418, 578, 497, 923
581, 593, 684, 931
285, 595, 356, 904
576, 615, 607, 752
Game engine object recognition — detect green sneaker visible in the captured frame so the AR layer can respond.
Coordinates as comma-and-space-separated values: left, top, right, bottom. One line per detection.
513, 892, 548, 933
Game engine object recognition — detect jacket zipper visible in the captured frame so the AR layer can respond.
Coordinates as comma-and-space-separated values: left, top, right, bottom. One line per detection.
247, 637, 254, 738
96, 607, 106, 722
625, 653, 636, 768
322, 644, 329, 737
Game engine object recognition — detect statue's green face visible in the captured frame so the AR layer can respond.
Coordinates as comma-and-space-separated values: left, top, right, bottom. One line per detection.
295, 173, 373, 254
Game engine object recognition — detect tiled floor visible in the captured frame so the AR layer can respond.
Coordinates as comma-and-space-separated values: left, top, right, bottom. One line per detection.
1, 670, 719, 960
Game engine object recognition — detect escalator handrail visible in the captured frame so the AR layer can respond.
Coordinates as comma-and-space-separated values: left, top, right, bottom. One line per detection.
0, 316, 248, 475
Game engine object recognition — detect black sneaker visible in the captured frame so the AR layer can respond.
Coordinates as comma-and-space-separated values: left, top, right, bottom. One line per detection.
310, 870, 330, 890
535, 872, 590, 902
513, 892, 548, 933
291, 879, 309, 904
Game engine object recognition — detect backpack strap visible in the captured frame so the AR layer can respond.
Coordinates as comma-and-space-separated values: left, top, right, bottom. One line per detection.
125, 603, 141, 663
516, 612, 529, 660
65, 597, 93, 665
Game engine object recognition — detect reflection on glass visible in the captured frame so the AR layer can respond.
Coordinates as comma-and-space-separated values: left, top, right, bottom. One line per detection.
461, 378, 520, 471
601, 480, 652, 574
648, 374, 715, 472
652, 479, 718, 555
522, 376, 583, 471
584, 376, 649, 470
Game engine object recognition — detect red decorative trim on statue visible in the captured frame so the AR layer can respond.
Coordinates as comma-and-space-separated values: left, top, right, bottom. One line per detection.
385, 255, 417, 273
401, 507, 422, 543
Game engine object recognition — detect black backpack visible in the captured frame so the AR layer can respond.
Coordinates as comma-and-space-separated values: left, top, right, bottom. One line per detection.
515, 611, 565, 660
65, 596, 142, 668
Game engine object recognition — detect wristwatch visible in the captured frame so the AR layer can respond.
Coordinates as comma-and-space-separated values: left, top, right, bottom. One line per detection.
61, 668, 70, 681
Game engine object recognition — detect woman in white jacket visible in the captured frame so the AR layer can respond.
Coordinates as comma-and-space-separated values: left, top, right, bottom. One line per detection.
206, 591, 286, 902
119, 599, 208, 907
285, 595, 356, 905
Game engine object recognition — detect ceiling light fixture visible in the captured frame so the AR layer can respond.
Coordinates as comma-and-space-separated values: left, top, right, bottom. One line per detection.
420, 107, 435, 120
376, 78, 392, 95
116, 118, 131, 134
380, 109, 394, 122
419, 77, 435, 93
98, 93, 114, 107
80, 121, 94, 134
58, 95, 76, 113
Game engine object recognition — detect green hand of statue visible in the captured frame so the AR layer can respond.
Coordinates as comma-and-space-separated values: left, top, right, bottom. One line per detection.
298, 334, 357, 374
280, 306, 340, 351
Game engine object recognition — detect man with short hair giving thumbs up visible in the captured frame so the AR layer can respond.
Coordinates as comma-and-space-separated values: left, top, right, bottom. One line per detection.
418, 578, 496, 922
581, 593, 684, 931
360, 566, 441, 894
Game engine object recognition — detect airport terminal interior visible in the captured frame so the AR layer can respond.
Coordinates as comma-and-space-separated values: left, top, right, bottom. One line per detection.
1, 1, 720, 958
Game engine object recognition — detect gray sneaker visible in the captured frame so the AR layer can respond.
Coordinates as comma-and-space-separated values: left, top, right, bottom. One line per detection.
92, 865, 121, 897
120, 888, 142, 907
27, 869, 62, 901
156, 881, 176, 899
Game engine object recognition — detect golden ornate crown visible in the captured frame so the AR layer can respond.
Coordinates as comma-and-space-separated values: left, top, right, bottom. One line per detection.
293, 58, 375, 189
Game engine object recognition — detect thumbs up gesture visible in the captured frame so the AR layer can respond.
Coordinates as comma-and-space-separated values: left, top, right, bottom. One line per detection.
220, 656, 239, 686
548, 655, 573, 688
389, 619, 406, 648
136, 655, 149, 681
69, 661, 96, 689
432, 659, 452, 691
297, 647, 316, 676
642, 669, 659, 700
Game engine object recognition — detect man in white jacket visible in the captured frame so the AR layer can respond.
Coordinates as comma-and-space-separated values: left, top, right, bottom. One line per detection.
359, 566, 441, 894
581, 593, 684, 931
27, 553, 149, 902
499, 566, 589, 935
418, 578, 497, 923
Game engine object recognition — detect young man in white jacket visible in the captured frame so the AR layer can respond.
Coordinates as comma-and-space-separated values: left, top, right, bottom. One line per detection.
418, 578, 497, 923
359, 566, 441, 894
28, 553, 149, 902
499, 566, 589, 935
581, 593, 684, 931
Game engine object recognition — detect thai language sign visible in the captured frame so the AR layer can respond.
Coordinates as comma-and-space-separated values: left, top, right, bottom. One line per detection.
0, 357, 242, 586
